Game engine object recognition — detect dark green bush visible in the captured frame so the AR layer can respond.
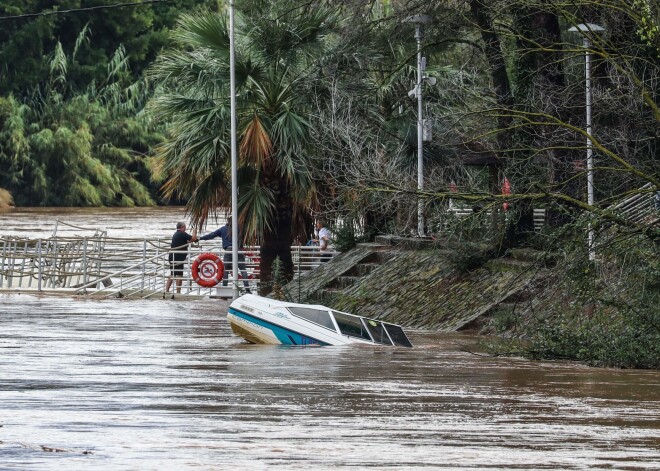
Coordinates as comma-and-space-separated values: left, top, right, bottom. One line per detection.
516, 232, 660, 369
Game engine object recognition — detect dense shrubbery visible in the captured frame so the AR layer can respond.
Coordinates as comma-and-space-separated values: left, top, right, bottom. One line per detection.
526, 304, 660, 369
331, 219, 379, 252
0, 36, 162, 206
498, 227, 660, 369
0, 1, 216, 206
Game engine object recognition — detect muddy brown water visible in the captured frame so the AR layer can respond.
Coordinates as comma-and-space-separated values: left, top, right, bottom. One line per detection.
0, 208, 659, 470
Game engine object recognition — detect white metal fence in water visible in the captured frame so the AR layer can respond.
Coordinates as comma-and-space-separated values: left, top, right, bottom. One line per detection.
0, 234, 336, 297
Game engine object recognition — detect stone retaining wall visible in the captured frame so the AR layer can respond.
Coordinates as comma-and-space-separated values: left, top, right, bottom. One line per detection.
282, 239, 546, 331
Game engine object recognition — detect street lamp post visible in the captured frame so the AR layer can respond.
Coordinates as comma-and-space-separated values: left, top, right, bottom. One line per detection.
406, 14, 432, 238
568, 23, 605, 262
229, 0, 239, 298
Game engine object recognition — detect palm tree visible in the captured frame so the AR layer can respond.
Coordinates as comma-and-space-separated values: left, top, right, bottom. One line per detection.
148, 3, 337, 289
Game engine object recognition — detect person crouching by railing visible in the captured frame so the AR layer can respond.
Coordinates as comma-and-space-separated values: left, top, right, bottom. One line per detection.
165, 222, 197, 297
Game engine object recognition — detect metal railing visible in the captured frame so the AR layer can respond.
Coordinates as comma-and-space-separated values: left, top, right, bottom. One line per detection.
441, 206, 546, 232
609, 183, 658, 225
0, 233, 337, 298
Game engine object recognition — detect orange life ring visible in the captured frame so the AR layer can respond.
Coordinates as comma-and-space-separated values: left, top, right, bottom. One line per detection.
191, 253, 224, 288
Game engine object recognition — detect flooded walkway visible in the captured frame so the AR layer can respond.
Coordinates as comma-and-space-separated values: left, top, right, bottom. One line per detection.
1, 294, 659, 470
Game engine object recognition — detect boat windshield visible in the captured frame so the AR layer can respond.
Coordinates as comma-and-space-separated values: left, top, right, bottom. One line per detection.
383, 324, 413, 348
332, 311, 372, 341
288, 307, 336, 331
363, 319, 392, 345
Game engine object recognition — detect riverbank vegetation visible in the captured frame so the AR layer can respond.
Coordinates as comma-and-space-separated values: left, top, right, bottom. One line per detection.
0, 1, 657, 368
0, 0, 215, 205
480, 228, 660, 369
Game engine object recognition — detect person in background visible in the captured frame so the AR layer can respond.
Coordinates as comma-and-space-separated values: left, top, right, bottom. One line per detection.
313, 220, 334, 263
199, 217, 250, 291
165, 222, 197, 296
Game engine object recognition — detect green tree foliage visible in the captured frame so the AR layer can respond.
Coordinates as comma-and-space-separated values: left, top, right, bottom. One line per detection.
511, 230, 660, 369
296, 1, 658, 367
0, 32, 162, 206
0, 0, 218, 95
310, 1, 658, 236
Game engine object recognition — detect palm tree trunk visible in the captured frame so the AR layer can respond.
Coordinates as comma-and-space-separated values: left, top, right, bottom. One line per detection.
258, 175, 294, 295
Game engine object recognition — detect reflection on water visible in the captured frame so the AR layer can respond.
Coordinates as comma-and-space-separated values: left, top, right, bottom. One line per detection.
1, 294, 659, 470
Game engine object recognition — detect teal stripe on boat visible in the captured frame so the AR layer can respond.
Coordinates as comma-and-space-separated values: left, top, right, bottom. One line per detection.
229, 307, 329, 346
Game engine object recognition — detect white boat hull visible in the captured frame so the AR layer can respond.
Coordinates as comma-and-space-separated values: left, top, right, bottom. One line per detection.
228, 294, 412, 347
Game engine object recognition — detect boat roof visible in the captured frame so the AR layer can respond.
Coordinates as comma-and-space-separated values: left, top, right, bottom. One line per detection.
232, 294, 403, 327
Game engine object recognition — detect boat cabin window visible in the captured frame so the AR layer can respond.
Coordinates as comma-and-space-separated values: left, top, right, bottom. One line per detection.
364, 319, 392, 345
332, 311, 372, 341
384, 324, 413, 348
288, 307, 336, 331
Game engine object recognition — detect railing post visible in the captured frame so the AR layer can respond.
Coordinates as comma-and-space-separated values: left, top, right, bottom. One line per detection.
7, 239, 14, 288
156, 244, 162, 291
37, 239, 43, 292
83, 237, 89, 287
0, 238, 5, 288
141, 239, 146, 291
297, 245, 302, 302
25, 240, 33, 289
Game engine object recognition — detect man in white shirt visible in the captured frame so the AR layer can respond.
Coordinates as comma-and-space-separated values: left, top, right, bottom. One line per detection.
314, 220, 333, 263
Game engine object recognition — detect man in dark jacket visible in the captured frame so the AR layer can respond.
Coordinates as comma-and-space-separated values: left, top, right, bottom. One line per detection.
199, 217, 250, 290
165, 222, 197, 296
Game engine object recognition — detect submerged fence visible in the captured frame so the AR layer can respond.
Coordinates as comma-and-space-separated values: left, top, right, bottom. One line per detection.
0, 226, 335, 298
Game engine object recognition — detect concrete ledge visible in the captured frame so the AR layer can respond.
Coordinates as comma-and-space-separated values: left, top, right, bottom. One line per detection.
374, 234, 442, 250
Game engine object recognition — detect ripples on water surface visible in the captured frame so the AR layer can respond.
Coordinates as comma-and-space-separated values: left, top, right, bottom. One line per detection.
0, 207, 193, 239
1, 294, 659, 470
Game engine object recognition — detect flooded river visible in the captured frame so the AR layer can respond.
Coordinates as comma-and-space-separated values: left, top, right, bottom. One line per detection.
1, 208, 659, 469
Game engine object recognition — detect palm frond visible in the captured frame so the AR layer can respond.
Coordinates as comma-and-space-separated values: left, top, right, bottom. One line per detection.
186, 170, 231, 228
106, 45, 129, 82
239, 182, 276, 243
174, 12, 230, 53
240, 114, 272, 168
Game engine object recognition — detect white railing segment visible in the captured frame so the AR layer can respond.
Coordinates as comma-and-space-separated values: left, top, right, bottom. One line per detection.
610, 183, 658, 224
0, 235, 336, 297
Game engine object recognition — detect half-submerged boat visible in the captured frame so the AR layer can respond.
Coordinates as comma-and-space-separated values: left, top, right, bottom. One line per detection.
228, 294, 413, 348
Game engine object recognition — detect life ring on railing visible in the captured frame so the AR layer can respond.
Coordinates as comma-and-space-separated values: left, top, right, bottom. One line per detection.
191, 253, 224, 288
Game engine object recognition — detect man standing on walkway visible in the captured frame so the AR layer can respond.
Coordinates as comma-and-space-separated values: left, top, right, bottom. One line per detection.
165, 222, 197, 296
314, 220, 334, 263
199, 217, 250, 291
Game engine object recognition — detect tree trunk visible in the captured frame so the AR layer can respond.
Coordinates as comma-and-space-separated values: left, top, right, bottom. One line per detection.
469, 0, 512, 242
469, 0, 514, 115
258, 174, 294, 295
512, 6, 574, 227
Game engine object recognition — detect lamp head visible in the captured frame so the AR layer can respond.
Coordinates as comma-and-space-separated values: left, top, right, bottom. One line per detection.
568, 23, 605, 33
404, 14, 433, 25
